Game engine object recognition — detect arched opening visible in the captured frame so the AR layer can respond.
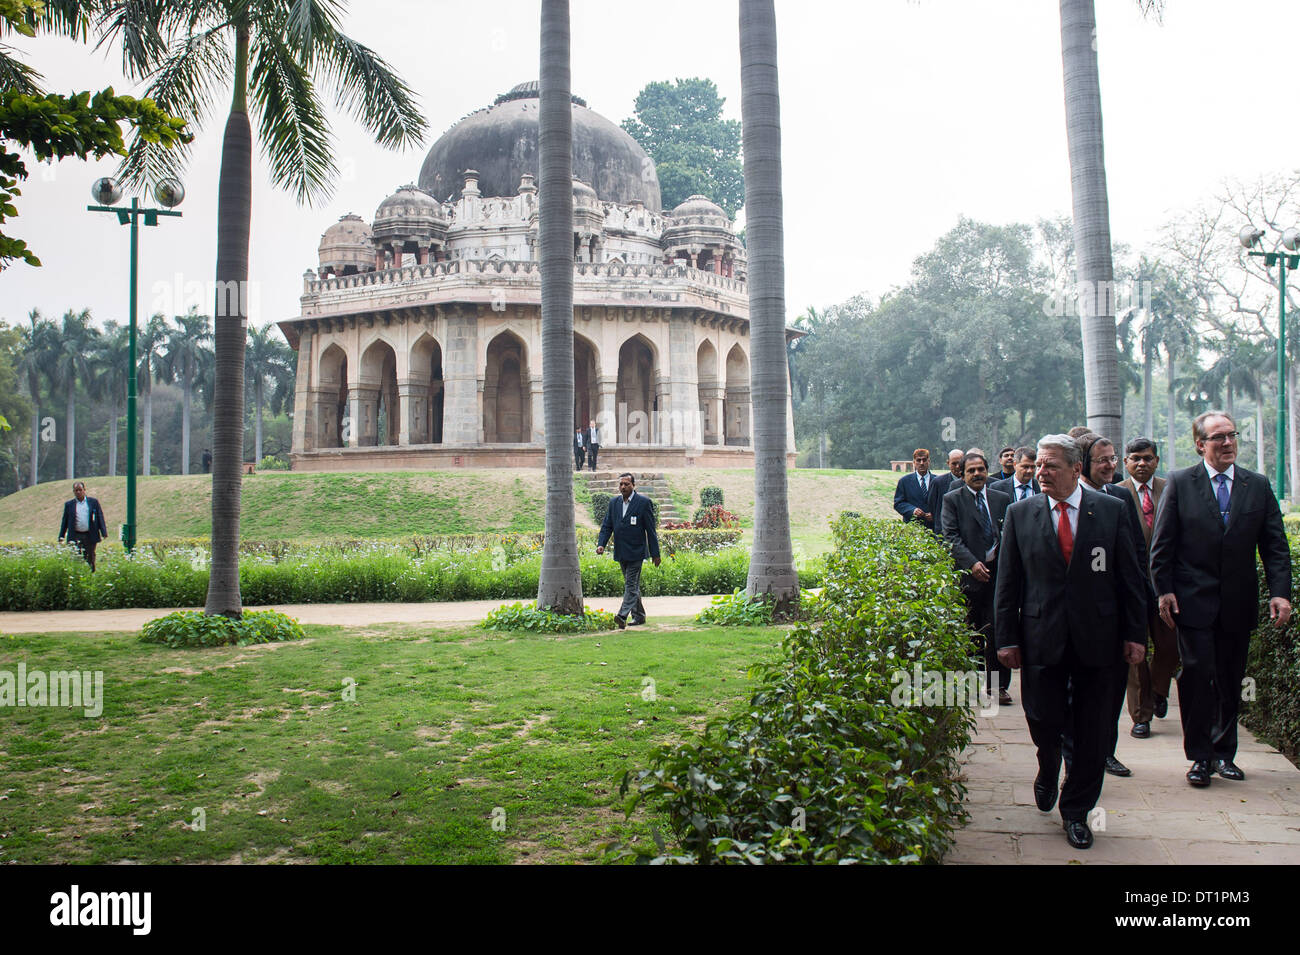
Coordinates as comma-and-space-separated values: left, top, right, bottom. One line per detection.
318, 344, 348, 448
697, 340, 721, 446
411, 334, 444, 444
484, 331, 529, 443
574, 333, 599, 433
617, 334, 657, 445
725, 344, 751, 447
360, 339, 399, 447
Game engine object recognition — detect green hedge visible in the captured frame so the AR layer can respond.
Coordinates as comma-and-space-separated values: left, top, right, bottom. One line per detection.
0, 541, 824, 611
1241, 539, 1300, 760
619, 517, 974, 864
700, 486, 724, 508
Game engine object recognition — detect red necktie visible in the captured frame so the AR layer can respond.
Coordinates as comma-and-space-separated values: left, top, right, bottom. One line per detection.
1140, 485, 1154, 529
1056, 501, 1073, 564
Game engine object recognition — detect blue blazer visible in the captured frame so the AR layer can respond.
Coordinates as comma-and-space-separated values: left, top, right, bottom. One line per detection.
597, 492, 660, 563
893, 470, 935, 527
59, 496, 108, 541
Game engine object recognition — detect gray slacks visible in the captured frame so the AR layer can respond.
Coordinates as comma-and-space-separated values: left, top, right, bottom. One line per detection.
618, 560, 646, 621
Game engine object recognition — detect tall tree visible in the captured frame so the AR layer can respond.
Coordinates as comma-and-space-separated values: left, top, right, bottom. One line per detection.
739, 0, 797, 610
535, 0, 582, 615
16, 307, 53, 486
244, 322, 293, 462
108, 0, 425, 617
93, 320, 130, 477
621, 77, 744, 216
49, 308, 96, 479
164, 307, 212, 475
136, 313, 168, 477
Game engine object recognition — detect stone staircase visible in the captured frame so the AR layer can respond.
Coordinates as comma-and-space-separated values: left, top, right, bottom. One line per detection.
584, 472, 682, 523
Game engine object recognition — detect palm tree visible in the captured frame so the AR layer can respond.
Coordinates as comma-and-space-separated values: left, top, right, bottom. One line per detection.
49, 309, 97, 480
93, 321, 131, 476
740, 0, 798, 611
163, 307, 212, 474
136, 313, 169, 477
244, 322, 294, 462
535, 0, 582, 615
106, 0, 425, 617
16, 308, 55, 486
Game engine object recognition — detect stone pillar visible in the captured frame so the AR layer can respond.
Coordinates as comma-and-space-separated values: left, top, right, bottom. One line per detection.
392, 248, 403, 269
597, 376, 617, 447
398, 378, 429, 445
726, 385, 752, 446
416, 247, 428, 265
529, 379, 545, 444
442, 304, 479, 444
291, 327, 314, 452
375, 250, 386, 271
667, 315, 701, 448
352, 387, 379, 446
310, 389, 337, 448
699, 385, 724, 445
654, 374, 670, 446
482, 383, 498, 442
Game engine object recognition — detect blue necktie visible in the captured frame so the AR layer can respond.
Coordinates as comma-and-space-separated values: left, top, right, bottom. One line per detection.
1019, 483, 1029, 501
975, 492, 993, 548
1216, 473, 1230, 525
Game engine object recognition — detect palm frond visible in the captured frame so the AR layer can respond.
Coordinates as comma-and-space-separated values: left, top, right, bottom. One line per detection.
284, 0, 343, 66
250, 30, 335, 204
0, 44, 42, 93
95, 0, 171, 75
24, 0, 93, 40
322, 32, 425, 149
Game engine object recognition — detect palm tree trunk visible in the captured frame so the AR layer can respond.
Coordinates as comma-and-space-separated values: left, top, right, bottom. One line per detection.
1166, 351, 1177, 471
206, 25, 252, 619
535, 0, 582, 614
255, 377, 264, 463
182, 356, 192, 475
29, 404, 38, 486
65, 376, 75, 479
1143, 346, 1153, 437
741, 0, 798, 610
1061, 0, 1120, 442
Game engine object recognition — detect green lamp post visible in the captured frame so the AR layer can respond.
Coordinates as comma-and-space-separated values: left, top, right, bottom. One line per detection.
87, 177, 185, 554
1239, 225, 1300, 502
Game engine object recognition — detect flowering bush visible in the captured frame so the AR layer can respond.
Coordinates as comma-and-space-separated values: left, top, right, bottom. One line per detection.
691, 505, 741, 529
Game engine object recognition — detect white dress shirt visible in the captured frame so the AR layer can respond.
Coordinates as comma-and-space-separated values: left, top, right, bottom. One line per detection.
1011, 478, 1035, 500
1203, 460, 1234, 493
1047, 483, 1083, 540
74, 499, 90, 532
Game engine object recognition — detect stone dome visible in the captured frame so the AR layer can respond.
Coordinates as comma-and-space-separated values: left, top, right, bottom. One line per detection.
373, 183, 444, 238
572, 178, 598, 207
418, 82, 662, 211
669, 195, 729, 226
318, 213, 374, 274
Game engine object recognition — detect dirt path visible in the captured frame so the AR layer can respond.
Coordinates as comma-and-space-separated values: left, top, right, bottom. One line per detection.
0, 594, 722, 634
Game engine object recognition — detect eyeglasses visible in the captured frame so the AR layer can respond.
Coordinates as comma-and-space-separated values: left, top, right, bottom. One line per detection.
1092, 455, 1119, 465
1204, 431, 1239, 444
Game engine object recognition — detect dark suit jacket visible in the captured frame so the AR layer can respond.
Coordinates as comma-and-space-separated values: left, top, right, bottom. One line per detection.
927, 472, 958, 533
59, 497, 108, 541
1149, 463, 1291, 634
597, 491, 660, 563
994, 486, 1147, 667
573, 433, 585, 452
1094, 481, 1152, 616
941, 485, 1010, 594
893, 470, 935, 528
987, 476, 1040, 501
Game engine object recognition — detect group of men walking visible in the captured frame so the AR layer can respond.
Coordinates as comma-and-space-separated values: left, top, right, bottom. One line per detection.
573, 421, 601, 472
893, 412, 1292, 850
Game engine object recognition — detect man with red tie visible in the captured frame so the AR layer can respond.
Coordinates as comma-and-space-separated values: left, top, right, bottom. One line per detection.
1120, 438, 1179, 739
994, 434, 1147, 849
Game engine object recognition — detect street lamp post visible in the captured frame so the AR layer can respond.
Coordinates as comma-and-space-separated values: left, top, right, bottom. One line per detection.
87, 177, 185, 554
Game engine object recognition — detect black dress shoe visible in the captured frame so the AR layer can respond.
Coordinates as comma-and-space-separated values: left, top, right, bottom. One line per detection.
1153, 694, 1168, 719
1214, 759, 1245, 781
1063, 819, 1093, 849
1186, 760, 1212, 787
1105, 756, 1132, 777
613, 615, 626, 630
1033, 772, 1059, 812
1130, 721, 1151, 739
630, 616, 646, 626
998, 690, 1013, 706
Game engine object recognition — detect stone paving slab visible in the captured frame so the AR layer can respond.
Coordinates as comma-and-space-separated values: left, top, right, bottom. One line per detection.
951, 671, 1300, 864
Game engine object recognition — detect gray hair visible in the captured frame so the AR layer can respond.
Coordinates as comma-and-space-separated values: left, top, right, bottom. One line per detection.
947, 448, 964, 460
1036, 434, 1081, 467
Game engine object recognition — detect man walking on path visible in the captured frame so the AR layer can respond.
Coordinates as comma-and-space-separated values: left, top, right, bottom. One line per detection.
587, 420, 600, 471
57, 481, 108, 571
596, 472, 661, 629
1150, 411, 1292, 788
573, 428, 586, 471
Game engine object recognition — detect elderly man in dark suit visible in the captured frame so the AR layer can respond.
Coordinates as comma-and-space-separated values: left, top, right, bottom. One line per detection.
995, 434, 1147, 849
57, 480, 109, 571
942, 450, 1012, 704
929, 448, 967, 537
988, 446, 1040, 502
892, 448, 936, 532
1119, 437, 1179, 739
1150, 411, 1292, 787
596, 472, 661, 630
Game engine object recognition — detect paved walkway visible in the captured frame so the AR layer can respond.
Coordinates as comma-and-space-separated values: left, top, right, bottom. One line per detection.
0, 594, 720, 634
949, 671, 1300, 864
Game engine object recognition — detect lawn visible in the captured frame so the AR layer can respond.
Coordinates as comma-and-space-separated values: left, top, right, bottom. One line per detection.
0, 617, 780, 864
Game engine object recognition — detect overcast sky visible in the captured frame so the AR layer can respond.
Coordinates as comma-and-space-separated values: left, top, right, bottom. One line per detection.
5, 0, 1300, 336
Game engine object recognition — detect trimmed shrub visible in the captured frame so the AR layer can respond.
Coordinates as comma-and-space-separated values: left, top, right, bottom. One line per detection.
482, 602, 618, 633
659, 528, 742, 556
700, 486, 724, 508
696, 589, 775, 626
692, 504, 740, 529
140, 609, 306, 648
258, 454, 290, 470
590, 492, 612, 525
618, 517, 974, 864
1241, 540, 1300, 760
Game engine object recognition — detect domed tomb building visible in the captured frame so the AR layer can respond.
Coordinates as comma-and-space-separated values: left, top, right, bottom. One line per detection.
282, 82, 796, 468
